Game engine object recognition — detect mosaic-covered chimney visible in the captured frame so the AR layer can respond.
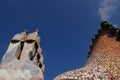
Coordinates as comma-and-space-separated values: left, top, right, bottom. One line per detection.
0, 29, 45, 80
54, 21, 120, 80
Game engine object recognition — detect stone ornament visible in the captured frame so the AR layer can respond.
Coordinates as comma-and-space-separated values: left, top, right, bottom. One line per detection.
0, 29, 45, 80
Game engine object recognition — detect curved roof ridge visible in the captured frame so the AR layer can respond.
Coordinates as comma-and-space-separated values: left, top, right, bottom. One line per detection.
87, 21, 120, 58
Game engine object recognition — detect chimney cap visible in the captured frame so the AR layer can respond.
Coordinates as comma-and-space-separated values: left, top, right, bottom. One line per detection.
35, 29, 39, 32
24, 29, 28, 33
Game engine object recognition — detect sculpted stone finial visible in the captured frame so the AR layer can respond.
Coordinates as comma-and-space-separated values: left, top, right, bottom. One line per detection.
0, 30, 44, 80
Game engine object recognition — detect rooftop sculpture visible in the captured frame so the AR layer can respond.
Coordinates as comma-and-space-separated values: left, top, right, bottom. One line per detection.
54, 21, 120, 80
0, 29, 45, 80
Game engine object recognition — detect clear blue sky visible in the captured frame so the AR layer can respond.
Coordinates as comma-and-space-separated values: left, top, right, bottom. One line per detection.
0, 0, 120, 80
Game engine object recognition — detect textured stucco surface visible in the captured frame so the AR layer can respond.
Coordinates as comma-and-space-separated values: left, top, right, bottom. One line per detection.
0, 30, 44, 80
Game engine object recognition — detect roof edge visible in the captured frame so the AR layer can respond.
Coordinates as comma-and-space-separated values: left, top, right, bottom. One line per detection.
87, 21, 120, 58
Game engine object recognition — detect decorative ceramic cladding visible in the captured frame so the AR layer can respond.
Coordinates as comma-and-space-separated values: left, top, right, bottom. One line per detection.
54, 22, 120, 80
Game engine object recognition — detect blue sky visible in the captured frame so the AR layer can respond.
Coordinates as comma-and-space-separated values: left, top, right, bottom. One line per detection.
0, 0, 120, 80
